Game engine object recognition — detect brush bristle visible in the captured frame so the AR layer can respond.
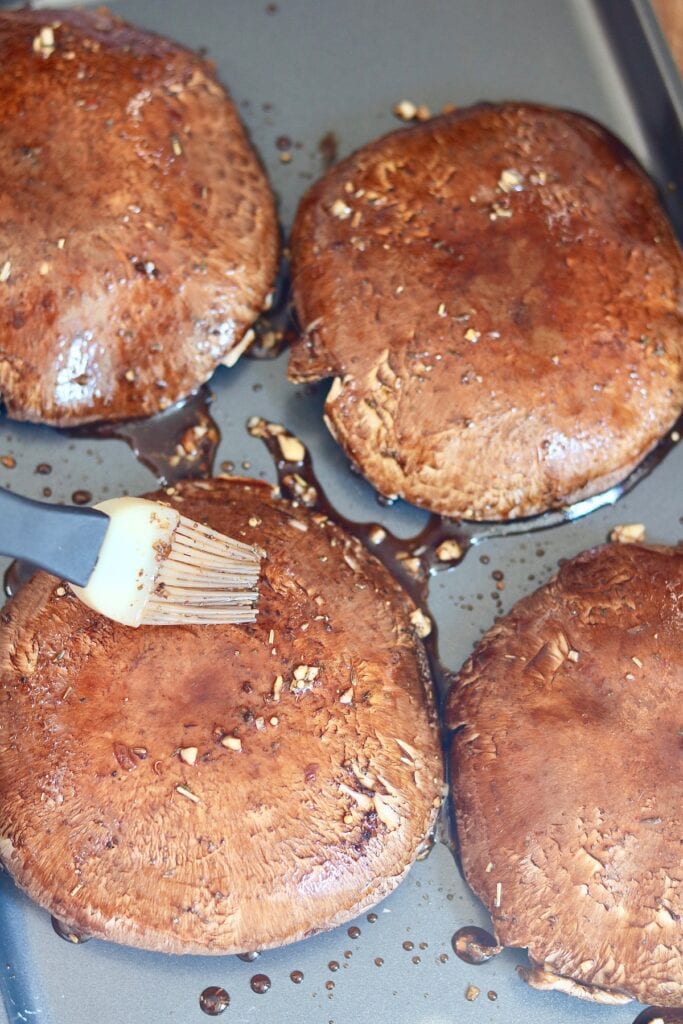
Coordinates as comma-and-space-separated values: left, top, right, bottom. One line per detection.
141, 515, 263, 626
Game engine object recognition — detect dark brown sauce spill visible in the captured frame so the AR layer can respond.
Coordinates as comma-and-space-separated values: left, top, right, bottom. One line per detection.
374, 957, 384, 967
289, 970, 304, 984
250, 973, 271, 994
402, 941, 414, 951
633, 1011, 683, 1023
325, 980, 335, 991
347, 926, 361, 939
328, 960, 339, 972
199, 986, 230, 1015
367, 913, 378, 923
71, 490, 92, 506
237, 950, 260, 962
451, 926, 502, 965
51, 916, 91, 944
67, 386, 220, 487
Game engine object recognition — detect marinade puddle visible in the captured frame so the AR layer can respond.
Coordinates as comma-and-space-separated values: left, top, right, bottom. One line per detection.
3, 389, 223, 600
66, 385, 221, 488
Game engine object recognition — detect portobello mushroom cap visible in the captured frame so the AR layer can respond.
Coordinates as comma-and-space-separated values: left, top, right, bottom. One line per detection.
0, 477, 442, 953
447, 542, 683, 1005
0, 8, 278, 425
289, 102, 683, 520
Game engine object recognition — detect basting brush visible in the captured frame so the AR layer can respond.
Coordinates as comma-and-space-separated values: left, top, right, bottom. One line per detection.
0, 491, 262, 627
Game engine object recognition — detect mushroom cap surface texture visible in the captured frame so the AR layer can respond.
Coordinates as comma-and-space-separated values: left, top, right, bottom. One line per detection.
0, 8, 277, 425
0, 478, 442, 954
289, 102, 683, 520
447, 542, 683, 1005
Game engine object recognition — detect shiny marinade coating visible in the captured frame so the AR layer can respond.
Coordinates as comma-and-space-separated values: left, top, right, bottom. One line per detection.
0, 8, 278, 425
290, 102, 683, 519
0, 477, 442, 954
448, 542, 683, 1005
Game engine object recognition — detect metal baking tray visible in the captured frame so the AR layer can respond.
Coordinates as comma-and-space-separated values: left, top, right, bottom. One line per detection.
1, 1, 681, 1021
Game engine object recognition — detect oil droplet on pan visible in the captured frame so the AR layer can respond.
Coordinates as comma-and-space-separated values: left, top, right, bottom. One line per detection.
51, 916, 91, 944
250, 974, 271, 994
451, 925, 502, 965
199, 987, 230, 1015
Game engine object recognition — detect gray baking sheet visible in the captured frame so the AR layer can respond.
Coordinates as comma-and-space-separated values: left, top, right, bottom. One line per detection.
1, 1, 682, 1022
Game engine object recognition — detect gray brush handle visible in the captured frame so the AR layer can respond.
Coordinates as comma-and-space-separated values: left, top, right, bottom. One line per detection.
0, 489, 110, 588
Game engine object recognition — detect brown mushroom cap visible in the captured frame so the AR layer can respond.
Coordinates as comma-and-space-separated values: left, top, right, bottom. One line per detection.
289, 102, 683, 520
446, 542, 683, 1005
0, 9, 277, 425
0, 478, 442, 953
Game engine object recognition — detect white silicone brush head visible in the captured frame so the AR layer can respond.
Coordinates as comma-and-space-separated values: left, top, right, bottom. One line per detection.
72, 497, 262, 628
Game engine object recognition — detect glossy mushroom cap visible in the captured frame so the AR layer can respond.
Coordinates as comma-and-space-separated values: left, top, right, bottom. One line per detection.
0, 8, 277, 425
290, 102, 683, 520
447, 542, 683, 1005
0, 478, 442, 954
